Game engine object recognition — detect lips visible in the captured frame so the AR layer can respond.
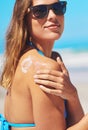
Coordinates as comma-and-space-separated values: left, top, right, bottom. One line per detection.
47, 24, 60, 27
44, 24, 61, 29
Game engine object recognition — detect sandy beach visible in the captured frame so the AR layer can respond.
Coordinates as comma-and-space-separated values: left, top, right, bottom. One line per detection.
69, 68, 88, 113
0, 87, 6, 114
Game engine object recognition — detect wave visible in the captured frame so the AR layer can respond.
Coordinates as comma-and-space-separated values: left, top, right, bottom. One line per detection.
54, 48, 88, 68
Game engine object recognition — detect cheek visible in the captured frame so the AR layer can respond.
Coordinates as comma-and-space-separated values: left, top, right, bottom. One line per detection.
58, 16, 64, 33
30, 20, 44, 39
26, 15, 42, 39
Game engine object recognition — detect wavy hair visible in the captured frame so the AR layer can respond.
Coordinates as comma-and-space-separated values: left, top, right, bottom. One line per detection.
0, 0, 32, 88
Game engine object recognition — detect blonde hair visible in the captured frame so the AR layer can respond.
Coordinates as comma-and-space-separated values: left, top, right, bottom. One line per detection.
0, 0, 32, 88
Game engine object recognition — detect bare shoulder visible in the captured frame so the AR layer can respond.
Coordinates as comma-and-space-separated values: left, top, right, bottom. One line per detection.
18, 49, 61, 75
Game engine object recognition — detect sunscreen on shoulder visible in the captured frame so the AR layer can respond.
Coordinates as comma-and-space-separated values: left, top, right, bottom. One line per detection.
21, 57, 32, 73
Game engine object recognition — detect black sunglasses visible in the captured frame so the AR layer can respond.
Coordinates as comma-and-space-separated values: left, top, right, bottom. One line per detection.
29, 1, 67, 19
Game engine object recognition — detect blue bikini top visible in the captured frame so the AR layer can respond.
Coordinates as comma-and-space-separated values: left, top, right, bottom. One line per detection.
29, 41, 44, 56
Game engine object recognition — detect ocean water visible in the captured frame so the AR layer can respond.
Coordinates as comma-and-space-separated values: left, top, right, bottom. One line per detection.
0, 39, 5, 54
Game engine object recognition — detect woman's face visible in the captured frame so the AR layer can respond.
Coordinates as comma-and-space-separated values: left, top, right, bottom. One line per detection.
27, 0, 64, 43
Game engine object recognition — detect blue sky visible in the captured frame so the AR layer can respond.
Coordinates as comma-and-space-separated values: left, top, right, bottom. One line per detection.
0, 0, 88, 52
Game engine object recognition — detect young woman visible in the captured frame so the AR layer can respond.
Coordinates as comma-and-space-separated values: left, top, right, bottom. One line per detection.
0, 0, 88, 130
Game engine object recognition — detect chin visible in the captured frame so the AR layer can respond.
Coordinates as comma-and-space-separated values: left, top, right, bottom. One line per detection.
47, 33, 62, 41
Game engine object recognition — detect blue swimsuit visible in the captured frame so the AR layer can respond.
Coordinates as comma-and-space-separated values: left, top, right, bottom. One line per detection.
0, 42, 67, 130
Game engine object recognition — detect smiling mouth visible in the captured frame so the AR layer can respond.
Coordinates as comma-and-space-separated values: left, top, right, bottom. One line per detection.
44, 25, 61, 32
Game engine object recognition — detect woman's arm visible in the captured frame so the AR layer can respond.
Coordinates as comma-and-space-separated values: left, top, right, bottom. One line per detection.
34, 57, 84, 126
67, 114, 88, 130
65, 89, 84, 127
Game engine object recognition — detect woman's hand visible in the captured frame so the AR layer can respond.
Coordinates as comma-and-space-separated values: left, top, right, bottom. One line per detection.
34, 57, 77, 100
34, 57, 84, 125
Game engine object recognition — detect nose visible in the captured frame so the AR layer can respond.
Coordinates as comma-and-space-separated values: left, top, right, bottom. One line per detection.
47, 9, 56, 19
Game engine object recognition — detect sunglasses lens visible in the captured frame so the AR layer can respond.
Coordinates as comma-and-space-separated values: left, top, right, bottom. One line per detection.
52, 2, 66, 15
32, 5, 47, 19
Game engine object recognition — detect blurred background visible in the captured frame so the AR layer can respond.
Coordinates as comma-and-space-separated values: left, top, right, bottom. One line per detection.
0, 0, 88, 113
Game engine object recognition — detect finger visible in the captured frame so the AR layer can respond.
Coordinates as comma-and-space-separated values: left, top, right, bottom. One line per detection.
57, 57, 69, 76
34, 74, 56, 80
34, 79, 63, 89
39, 85, 63, 97
39, 85, 72, 99
39, 85, 51, 94
34, 74, 62, 83
36, 69, 62, 77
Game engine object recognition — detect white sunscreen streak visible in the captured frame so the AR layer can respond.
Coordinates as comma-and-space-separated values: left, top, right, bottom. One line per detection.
21, 57, 32, 73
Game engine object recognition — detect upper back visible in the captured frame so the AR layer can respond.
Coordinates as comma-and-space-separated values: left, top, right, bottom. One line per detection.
4, 49, 66, 130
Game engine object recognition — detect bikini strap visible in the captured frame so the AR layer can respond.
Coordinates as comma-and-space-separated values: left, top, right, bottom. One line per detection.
0, 114, 35, 130
28, 41, 44, 56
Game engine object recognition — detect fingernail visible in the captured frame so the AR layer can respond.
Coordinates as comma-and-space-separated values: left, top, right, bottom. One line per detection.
39, 85, 44, 88
57, 57, 60, 61
34, 79, 38, 82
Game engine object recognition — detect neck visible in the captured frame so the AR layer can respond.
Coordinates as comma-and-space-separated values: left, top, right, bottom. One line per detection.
31, 39, 54, 57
